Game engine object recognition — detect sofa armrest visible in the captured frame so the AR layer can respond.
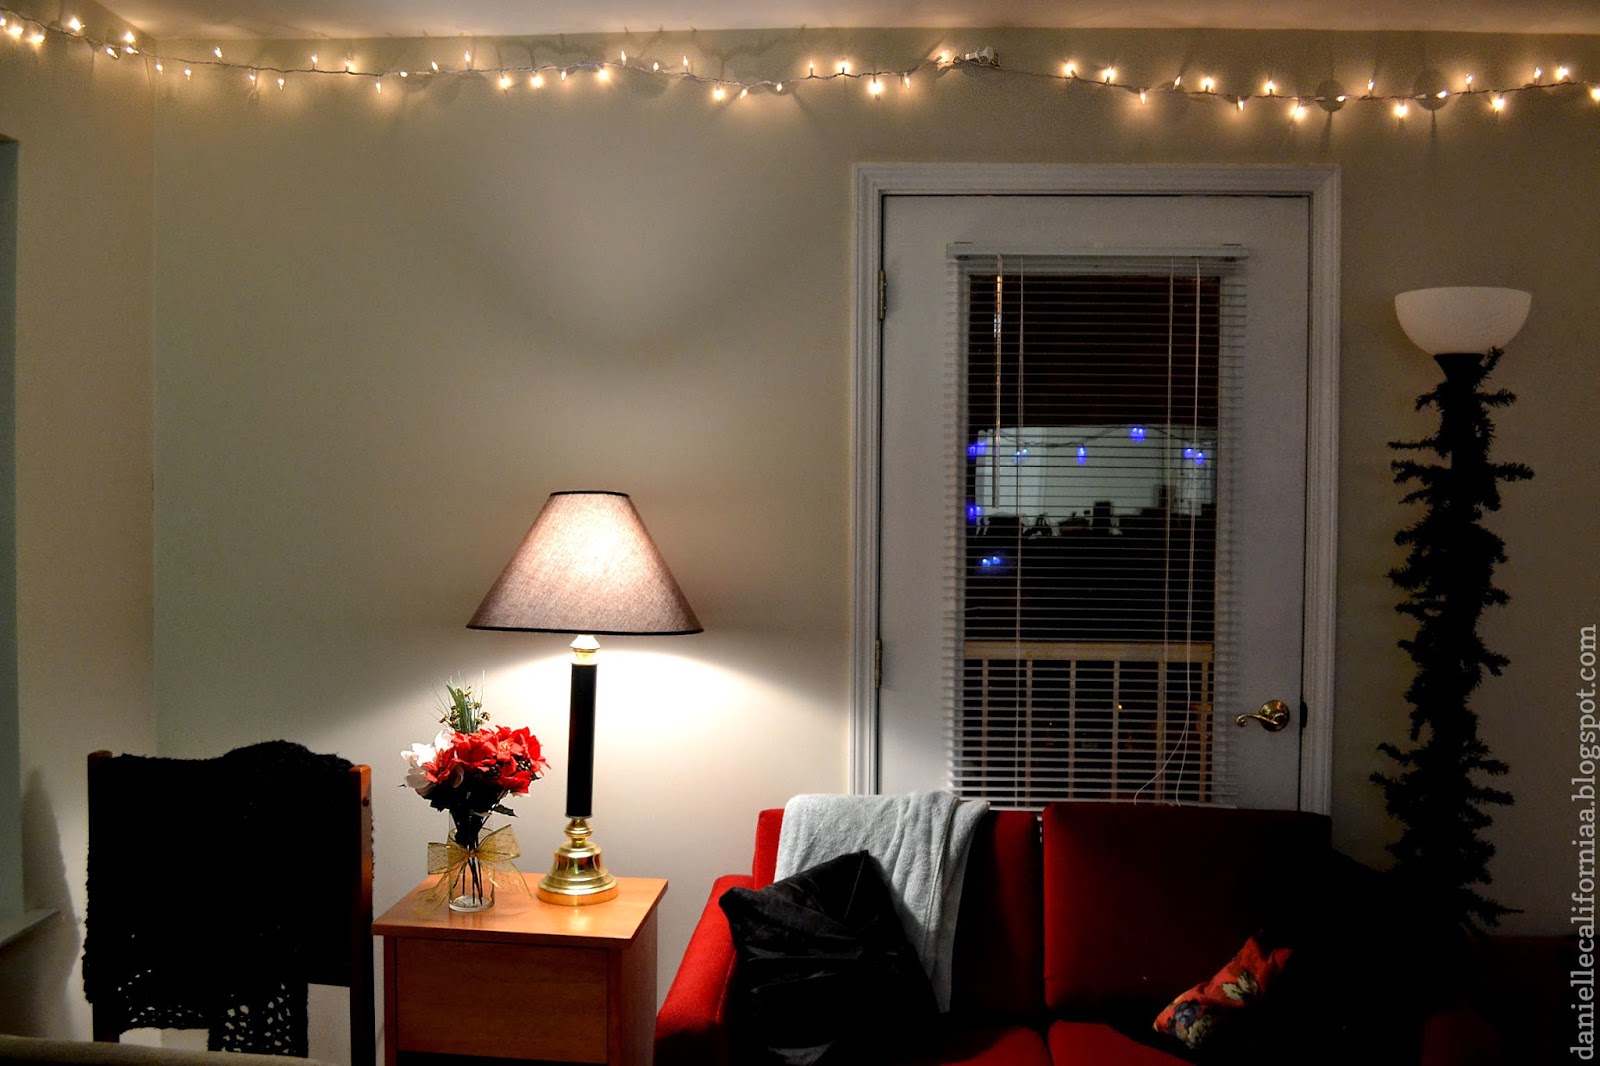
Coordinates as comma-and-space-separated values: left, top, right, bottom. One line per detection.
655, 873, 753, 1066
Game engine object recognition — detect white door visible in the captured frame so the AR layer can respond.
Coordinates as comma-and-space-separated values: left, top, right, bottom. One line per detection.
874, 190, 1318, 810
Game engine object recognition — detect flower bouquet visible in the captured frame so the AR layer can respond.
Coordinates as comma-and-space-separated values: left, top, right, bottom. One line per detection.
402, 682, 549, 911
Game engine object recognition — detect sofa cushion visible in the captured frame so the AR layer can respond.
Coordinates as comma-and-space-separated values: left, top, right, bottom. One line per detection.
1042, 803, 1329, 1015
1152, 933, 1292, 1049
1048, 1021, 1189, 1065
719, 849, 938, 1064
894, 1023, 1053, 1065
948, 809, 1044, 1020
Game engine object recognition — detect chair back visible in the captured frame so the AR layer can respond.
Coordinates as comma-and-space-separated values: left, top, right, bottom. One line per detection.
84, 745, 373, 1066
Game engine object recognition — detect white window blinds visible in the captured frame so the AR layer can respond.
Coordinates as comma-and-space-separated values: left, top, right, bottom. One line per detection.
948, 251, 1245, 807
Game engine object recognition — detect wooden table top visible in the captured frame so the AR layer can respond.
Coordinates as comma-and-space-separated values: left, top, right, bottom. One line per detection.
374, 876, 667, 949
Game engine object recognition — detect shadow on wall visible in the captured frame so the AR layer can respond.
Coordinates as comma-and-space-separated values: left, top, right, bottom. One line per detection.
0, 772, 79, 1037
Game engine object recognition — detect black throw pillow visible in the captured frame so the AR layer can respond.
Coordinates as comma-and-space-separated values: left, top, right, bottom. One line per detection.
719, 850, 939, 1065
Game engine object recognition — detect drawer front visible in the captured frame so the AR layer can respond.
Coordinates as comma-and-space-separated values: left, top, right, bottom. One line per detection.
394, 939, 608, 1062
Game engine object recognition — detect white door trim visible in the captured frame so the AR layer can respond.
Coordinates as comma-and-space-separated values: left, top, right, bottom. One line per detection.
850, 163, 1340, 814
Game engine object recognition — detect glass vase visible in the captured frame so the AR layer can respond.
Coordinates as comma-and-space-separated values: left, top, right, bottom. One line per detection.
447, 810, 494, 913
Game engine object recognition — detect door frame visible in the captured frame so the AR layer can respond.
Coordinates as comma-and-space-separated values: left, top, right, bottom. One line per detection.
850, 163, 1341, 813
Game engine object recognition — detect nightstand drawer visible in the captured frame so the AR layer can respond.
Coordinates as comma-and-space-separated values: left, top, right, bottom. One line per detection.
394, 939, 607, 1062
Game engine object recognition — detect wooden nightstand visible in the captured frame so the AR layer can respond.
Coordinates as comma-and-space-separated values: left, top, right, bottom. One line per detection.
374, 876, 667, 1066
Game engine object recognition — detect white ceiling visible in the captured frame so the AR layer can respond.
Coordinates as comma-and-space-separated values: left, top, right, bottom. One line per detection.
95, 0, 1600, 42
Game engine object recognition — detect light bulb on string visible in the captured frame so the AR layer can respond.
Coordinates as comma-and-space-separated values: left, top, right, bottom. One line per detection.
498, 73, 511, 89
154, 61, 163, 73
1590, 85, 1600, 102
1291, 102, 1307, 121
1139, 89, 1147, 103
738, 87, 748, 99
1200, 75, 1215, 93
66, 16, 81, 33
868, 77, 883, 96
1063, 61, 1076, 78
1101, 67, 1115, 83
596, 66, 610, 82
1491, 94, 1506, 112
1263, 78, 1276, 95
399, 70, 407, 78
1557, 66, 1571, 81
212, 46, 221, 58
712, 84, 726, 101
530, 73, 543, 88
1393, 101, 1408, 118
276, 76, 284, 89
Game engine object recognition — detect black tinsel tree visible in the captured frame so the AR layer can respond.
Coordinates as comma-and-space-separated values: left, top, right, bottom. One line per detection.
1372, 347, 1531, 935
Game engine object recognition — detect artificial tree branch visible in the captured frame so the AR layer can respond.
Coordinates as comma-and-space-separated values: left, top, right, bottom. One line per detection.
1371, 346, 1530, 934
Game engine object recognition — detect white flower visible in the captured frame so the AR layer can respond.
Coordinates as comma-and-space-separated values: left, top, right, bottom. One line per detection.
401, 729, 453, 796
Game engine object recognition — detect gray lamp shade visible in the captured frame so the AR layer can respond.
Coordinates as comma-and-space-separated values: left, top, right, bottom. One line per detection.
467, 491, 702, 636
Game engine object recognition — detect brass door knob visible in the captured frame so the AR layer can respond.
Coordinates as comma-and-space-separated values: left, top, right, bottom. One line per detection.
1235, 699, 1292, 732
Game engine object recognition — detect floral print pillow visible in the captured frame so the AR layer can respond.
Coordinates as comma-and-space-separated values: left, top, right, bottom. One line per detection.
1153, 934, 1293, 1049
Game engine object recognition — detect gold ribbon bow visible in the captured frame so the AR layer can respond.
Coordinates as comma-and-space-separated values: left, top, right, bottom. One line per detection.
420, 823, 531, 908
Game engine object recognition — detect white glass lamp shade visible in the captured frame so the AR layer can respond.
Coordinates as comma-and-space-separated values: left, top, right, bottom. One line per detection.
1394, 287, 1531, 355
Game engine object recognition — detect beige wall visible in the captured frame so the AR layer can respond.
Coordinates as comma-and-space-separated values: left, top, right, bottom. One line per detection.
0, 0, 156, 1040
2, 17, 1598, 1055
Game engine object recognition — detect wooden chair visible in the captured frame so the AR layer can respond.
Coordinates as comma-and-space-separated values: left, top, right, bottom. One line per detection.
84, 746, 373, 1066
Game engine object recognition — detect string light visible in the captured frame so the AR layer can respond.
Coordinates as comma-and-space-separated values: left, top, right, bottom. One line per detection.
0, 16, 1594, 132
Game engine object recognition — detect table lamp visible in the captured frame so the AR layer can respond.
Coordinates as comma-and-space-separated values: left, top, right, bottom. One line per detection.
468, 490, 701, 905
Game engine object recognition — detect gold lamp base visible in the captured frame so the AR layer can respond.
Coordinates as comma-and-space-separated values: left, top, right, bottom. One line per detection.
536, 817, 618, 906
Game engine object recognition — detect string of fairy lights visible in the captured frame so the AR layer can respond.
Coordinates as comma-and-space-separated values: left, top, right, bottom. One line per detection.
4, 4, 1600, 122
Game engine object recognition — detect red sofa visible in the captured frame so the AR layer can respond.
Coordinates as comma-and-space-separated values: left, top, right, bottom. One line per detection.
656, 801, 1461, 1065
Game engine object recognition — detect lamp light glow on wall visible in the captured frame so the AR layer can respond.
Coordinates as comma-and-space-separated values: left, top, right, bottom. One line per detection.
468, 490, 701, 906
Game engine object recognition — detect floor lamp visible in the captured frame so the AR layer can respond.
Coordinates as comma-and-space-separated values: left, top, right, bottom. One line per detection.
468, 490, 701, 905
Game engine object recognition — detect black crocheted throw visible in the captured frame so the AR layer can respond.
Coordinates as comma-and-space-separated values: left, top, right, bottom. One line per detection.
83, 741, 357, 1056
